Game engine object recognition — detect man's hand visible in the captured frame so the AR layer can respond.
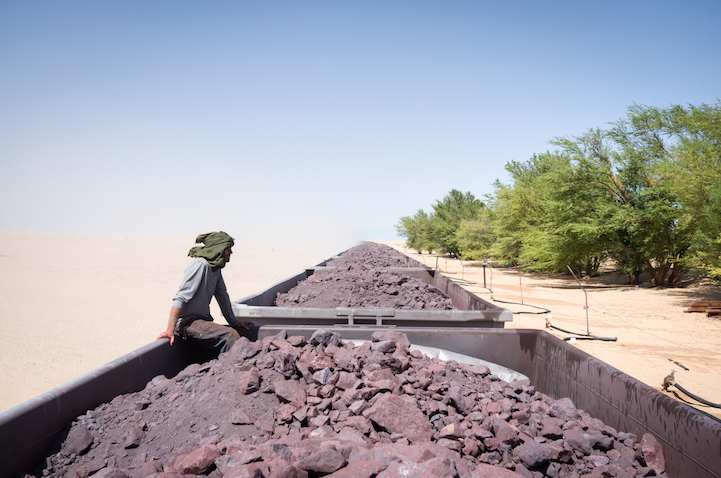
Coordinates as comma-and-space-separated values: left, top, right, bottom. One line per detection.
234, 321, 254, 330
159, 306, 182, 346
157, 329, 175, 346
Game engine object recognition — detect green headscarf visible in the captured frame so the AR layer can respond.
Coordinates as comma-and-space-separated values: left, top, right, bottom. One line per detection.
188, 231, 235, 271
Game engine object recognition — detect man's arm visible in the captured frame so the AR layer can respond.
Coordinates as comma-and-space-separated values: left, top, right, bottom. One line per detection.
215, 273, 253, 329
157, 306, 181, 346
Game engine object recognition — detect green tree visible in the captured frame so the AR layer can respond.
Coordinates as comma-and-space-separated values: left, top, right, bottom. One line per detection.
488, 102, 721, 285
625, 103, 721, 280
456, 208, 494, 260
430, 190, 484, 257
607, 102, 721, 284
487, 154, 563, 269
395, 209, 434, 253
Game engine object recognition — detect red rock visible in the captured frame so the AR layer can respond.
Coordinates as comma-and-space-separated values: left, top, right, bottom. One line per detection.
275, 379, 307, 405
364, 393, 434, 444
75, 458, 106, 478
371, 340, 396, 354
130, 461, 162, 478
439, 423, 463, 439
230, 409, 254, 425
563, 428, 592, 455
371, 331, 411, 351
472, 463, 526, 477
238, 368, 260, 394
122, 426, 144, 449
175, 445, 221, 474
294, 445, 347, 474
640, 433, 665, 475
92, 468, 128, 478
516, 440, 552, 469
550, 397, 580, 420
377, 456, 456, 477
325, 460, 383, 478
223, 463, 265, 478
63, 425, 94, 455
492, 417, 518, 445
308, 355, 334, 372
267, 464, 308, 478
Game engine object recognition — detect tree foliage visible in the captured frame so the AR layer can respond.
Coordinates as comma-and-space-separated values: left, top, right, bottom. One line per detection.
396, 101, 721, 285
395, 209, 434, 254
487, 102, 721, 285
430, 190, 484, 256
456, 208, 494, 260
395, 190, 484, 257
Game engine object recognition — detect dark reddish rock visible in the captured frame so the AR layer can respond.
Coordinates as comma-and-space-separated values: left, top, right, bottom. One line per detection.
363, 393, 434, 444
92, 468, 128, 478
563, 428, 593, 455
62, 425, 94, 455
175, 445, 221, 474
268, 464, 308, 478
274, 379, 307, 405
516, 440, 552, 469
473, 463, 526, 477
325, 460, 383, 477
122, 426, 144, 449
640, 432, 666, 475
276, 244, 454, 311
238, 368, 260, 394
74, 458, 106, 478
294, 445, 347, 474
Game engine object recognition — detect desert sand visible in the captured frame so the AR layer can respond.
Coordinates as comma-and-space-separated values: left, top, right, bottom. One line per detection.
1, 234, 720, 422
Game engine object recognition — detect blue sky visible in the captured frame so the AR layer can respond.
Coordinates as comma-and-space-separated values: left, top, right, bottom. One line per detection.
1, 1, 719, 244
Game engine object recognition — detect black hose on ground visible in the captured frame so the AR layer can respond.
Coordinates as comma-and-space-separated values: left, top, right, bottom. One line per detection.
546, 319, 617, 341
663, 371, 721, 409
491, 297, 550, 314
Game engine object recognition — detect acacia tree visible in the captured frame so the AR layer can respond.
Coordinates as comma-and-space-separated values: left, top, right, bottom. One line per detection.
456, 208, 494, 260
607, 103, 720, 284
395, 209, 434, 253
487, 154, 566, 269
489, 102, 721, 285
398, 102, 720, 284
547, 128, 682, 284
430, 190, 484, 257
619, 103, 721, 280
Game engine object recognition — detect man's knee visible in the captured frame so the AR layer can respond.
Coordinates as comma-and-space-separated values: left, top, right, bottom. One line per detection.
186, 320, 240, 354
223, 328, 241, 349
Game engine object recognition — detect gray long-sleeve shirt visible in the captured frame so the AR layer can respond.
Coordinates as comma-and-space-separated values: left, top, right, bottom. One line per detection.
172, 257, 238, 326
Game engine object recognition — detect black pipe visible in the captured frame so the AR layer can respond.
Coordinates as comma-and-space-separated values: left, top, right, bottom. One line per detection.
547, 322, 617, 341
673, 382, 721, 409
491, 297, 550, 314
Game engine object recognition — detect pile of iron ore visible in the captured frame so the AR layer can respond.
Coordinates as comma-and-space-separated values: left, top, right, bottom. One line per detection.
275, 243, 454, 310
324, 242, 422, 270
40, 330, 666, 478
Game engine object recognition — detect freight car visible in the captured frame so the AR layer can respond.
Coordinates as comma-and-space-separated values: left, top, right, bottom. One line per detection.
0, 246, 718, 478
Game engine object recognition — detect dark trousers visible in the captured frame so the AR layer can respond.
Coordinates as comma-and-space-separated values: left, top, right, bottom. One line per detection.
183, 319, 241, 354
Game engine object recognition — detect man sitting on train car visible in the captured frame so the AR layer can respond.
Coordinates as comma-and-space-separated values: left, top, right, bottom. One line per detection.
157, 231, 252, 353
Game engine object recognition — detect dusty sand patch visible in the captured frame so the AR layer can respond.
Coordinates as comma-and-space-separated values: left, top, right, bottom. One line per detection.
377, 240, 721, 420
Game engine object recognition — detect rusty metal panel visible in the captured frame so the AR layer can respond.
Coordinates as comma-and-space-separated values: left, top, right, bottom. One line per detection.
532, 331, 721, 478
0, 340, 206, 478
